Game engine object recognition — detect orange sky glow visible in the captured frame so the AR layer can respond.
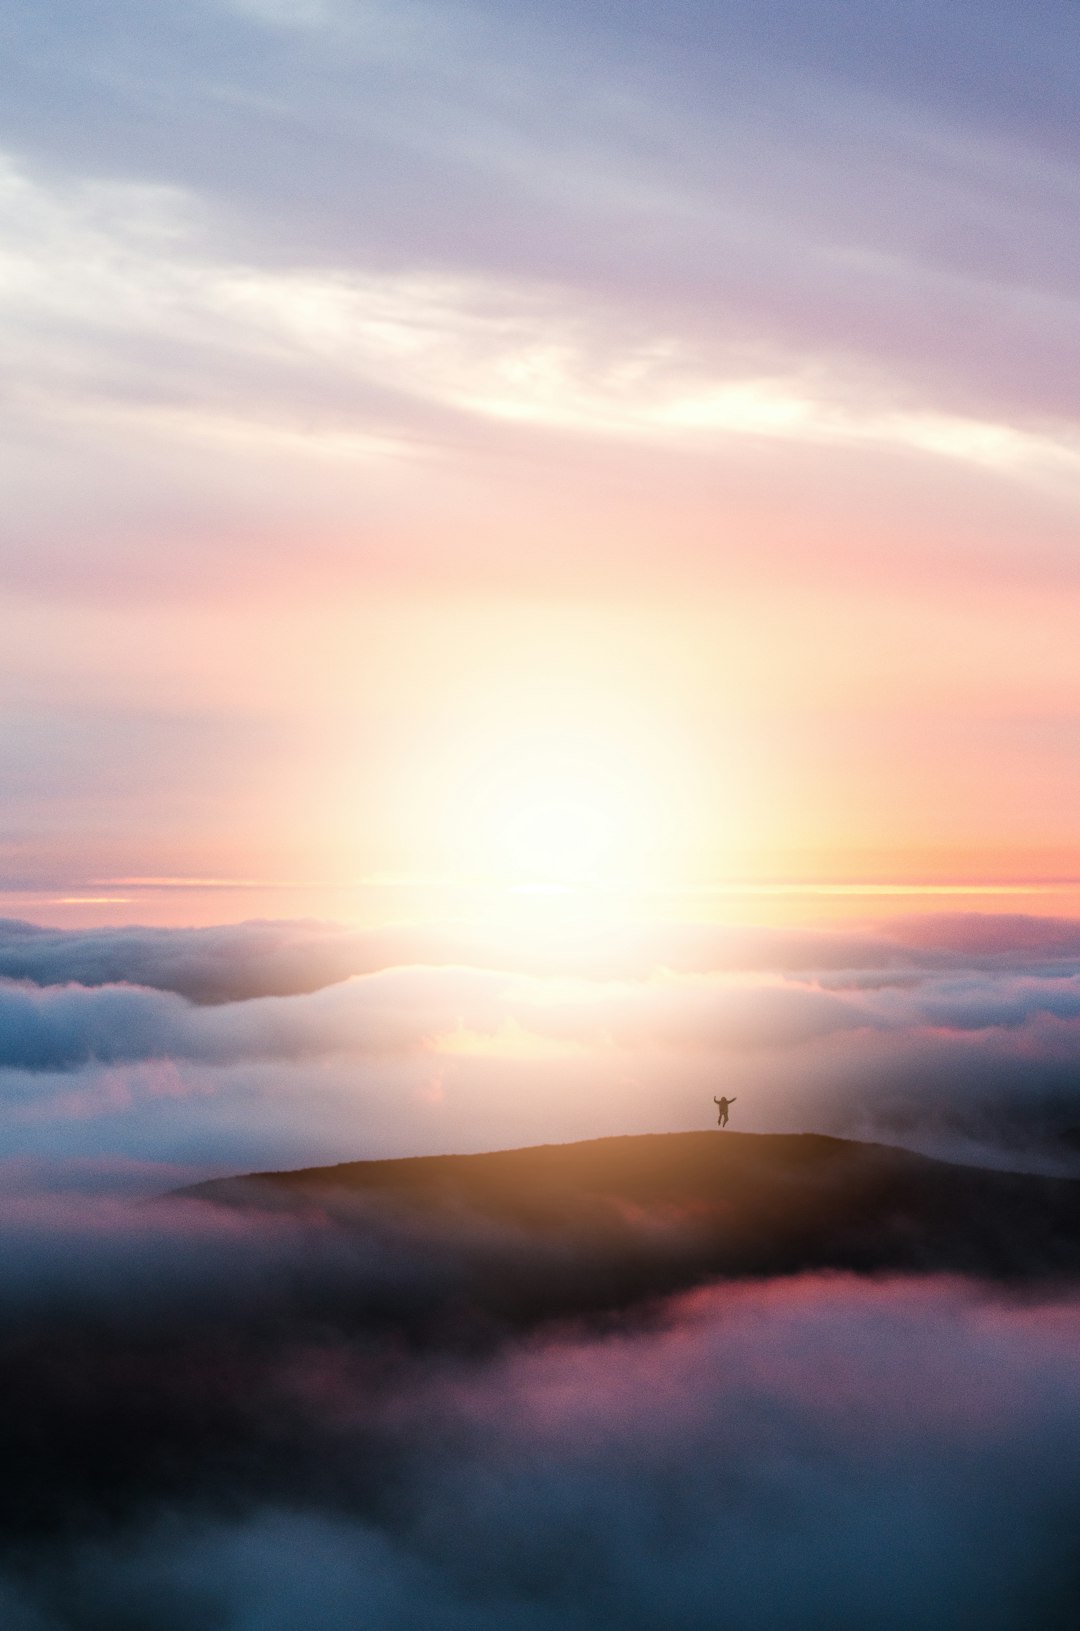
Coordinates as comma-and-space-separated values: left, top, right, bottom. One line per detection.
2, 2, 1079, 941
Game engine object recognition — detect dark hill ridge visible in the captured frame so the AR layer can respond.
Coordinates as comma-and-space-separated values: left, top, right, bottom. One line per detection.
180, 1133, 1080, 1315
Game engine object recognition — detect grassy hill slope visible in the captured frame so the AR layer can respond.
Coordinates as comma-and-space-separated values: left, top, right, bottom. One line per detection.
180, 1132, 1080, 1303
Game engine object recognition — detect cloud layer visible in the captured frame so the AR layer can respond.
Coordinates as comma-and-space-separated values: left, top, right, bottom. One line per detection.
2, 1194, 1079, 1630
7, 913, 1080, 1186
2, 11, 1078, 723
3, 910, 1080, 1625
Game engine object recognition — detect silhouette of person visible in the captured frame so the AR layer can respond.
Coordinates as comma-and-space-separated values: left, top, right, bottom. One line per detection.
713, 1095, 736, 1127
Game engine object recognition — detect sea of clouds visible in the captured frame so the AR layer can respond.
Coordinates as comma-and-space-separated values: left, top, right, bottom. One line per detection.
4, 912, 1080, 1625
2, 1198, 1080, 1630
4, 913, 1080, 1190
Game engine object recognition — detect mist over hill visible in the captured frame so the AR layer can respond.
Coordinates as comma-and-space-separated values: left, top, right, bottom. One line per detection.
4, 1131, 1080, 1627
183, 1131, 1080, 1318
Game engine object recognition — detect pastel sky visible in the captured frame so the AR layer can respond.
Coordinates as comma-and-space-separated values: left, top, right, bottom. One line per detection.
4, 0, 1080, 926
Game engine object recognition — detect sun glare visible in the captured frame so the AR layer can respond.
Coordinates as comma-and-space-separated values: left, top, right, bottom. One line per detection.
444, 732, 664, 887
490, 785, 614, 882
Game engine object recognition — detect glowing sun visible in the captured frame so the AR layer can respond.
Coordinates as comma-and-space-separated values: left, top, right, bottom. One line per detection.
449, 733, 661, 886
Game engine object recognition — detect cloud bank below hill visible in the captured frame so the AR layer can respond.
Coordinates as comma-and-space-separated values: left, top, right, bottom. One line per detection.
1, 1196, 1079, 1631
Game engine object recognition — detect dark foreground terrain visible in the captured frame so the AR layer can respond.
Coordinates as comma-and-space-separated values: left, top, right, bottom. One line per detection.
5, 1135, 1080, 1626
183, 1131, 1080, 1314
